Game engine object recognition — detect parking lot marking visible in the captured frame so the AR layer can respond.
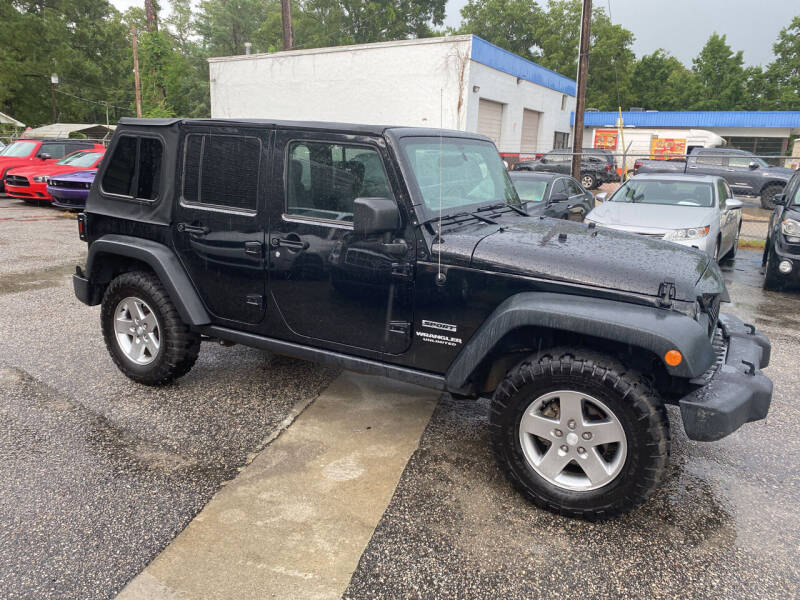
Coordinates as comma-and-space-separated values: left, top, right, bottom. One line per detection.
116, 371, 439, 600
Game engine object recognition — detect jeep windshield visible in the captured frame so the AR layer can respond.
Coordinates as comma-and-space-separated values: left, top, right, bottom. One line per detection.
398, 137, 520, 220
610, 179, 714, 208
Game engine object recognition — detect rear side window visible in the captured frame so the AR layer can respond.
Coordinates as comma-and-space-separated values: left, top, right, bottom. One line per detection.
181, 133, 260, 212
102, 136, 163, 201
40, 143, 66, 158
696, 153, 725, 166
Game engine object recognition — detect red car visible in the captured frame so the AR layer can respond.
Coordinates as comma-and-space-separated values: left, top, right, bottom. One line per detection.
4, 149, 105, 202
0, 138, 104, 193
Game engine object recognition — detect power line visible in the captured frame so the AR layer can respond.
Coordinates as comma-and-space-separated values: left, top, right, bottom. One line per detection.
54, 88, 134, 113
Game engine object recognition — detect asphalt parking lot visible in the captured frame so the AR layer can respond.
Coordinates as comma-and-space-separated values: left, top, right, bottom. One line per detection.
1, 196, 799, 599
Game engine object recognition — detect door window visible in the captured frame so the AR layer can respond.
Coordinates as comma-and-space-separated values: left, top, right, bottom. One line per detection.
39, 143, 66, 158
716, 179, 727, 209
567, 179, 583, 196
551, 179, 568, 197
181, 133, 261, 211
728, 156, 752, 168
286, 141, 392, 223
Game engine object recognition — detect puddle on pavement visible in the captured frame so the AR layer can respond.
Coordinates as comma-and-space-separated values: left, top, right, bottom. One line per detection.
0, 263, 76, 296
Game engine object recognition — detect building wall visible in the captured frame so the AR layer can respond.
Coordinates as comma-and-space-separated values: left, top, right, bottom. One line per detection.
209, 37, 472, 130
465, 61, 574, 156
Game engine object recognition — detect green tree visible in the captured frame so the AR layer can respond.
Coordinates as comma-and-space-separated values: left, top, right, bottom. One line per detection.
456, 0, 543, 62
691, 33, 747, 110
535, 0, 635, 111
629, 50, 700, 111
764, 16, 800, 109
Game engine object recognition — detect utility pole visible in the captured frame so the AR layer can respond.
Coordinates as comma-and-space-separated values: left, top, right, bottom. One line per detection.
571, 0, 591, 181
132, 26, 143, 118
281, 0, 294, 50
49, 73, 58, 123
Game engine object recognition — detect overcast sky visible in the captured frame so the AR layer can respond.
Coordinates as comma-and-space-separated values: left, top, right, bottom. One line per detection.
109, 0, 797, 67
445, 0, 799, 67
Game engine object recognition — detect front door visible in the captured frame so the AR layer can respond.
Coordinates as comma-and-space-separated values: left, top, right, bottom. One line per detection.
266, 130, 414, 355
173, 126, 270, 325
725, 155, 759, 195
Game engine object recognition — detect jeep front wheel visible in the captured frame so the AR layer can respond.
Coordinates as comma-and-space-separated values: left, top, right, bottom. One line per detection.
101, 271, 201, 385
489, 348, 670, 519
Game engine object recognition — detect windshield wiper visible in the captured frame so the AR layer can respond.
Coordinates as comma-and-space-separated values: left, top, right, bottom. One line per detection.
476, 202, 529, 217
424, 211, 498, 227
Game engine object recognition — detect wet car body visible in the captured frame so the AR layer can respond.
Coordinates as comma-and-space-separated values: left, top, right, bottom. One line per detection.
509, 171, 594, 220
48, 169, 97, 210
73, 118, 773, 519
5, 150, 104, 202
763, 170, 800, 289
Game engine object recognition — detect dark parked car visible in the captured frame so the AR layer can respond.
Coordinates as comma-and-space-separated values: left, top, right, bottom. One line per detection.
762, 170, 800, 290
509, 171, 594, 220
635, 148, 795, 209
48, 169, 97, 210
513, 149, 612, 190
73, 118, 772, 520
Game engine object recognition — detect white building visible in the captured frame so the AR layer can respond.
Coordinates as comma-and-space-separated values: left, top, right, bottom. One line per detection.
209, 35, 576, 161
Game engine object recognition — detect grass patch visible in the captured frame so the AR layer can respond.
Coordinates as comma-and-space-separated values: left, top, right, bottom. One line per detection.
738, 238, 765, 250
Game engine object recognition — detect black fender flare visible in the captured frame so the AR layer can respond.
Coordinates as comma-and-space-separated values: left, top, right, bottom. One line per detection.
85, 234, 210, 326
445, 292, 714, 391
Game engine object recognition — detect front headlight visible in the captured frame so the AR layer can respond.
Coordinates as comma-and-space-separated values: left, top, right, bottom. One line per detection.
781, 219, 800, 243
33, 175, 48, 183
664, 225, 710, 241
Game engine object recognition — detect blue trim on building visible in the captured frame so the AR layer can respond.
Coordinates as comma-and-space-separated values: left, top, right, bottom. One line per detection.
571, 111, 800, 128
469, 36, 577, 97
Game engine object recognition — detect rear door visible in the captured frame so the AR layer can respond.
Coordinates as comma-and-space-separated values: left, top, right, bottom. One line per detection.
726, 154, 759, 195
172, 125, 270, 325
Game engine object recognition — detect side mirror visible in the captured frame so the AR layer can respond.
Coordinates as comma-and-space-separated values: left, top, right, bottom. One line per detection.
595, 192, 608, 202
772, 193, 786, 206
38, 153, 52, 160
549, 192, 569, 203
748, 161, 759, 170
353, 197, 400, 237
726, 198, 744, 210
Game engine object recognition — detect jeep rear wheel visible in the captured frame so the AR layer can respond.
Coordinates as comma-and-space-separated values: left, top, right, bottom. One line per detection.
489, 348, 670, 520
101, 271, 200, 385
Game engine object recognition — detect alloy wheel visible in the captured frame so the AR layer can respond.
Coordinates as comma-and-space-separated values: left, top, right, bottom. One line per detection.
518, 390, 627, 491
113, 296, 161, 365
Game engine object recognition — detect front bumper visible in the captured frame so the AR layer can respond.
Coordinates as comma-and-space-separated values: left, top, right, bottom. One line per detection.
5, 181, 51, 201
679, 313, 772, 441
670, 235, 715, 257
50, 187, 89, 209
769, 237, 800, 282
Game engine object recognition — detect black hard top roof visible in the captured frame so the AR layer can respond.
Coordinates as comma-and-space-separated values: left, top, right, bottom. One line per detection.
116, 117, 491, 142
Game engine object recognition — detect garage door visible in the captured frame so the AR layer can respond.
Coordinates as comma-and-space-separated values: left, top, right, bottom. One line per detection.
477, 99, 503, 146
520, 109, 541, 154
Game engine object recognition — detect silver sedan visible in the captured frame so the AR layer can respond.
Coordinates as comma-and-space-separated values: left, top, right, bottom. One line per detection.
585, 174, 743, 262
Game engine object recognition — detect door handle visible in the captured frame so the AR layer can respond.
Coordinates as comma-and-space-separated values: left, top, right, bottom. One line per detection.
177, 222, 210, 235
271, 236, 309, 250
244, 241, 263, 256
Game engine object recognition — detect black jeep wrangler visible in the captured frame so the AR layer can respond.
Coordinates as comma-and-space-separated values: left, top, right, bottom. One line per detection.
74, 118, 773, 519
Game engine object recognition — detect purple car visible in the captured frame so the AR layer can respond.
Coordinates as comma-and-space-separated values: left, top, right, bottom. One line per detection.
48, 169, 96, 210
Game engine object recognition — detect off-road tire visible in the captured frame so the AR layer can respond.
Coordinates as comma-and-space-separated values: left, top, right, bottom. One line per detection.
760, 183, 783, 210
489, 347, 670, 520
581, 173, 597, 189
101, 271, 200, 385
762, 245, 783, 291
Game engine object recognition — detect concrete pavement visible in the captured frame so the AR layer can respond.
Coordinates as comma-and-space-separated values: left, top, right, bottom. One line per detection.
117, 372, 439, 600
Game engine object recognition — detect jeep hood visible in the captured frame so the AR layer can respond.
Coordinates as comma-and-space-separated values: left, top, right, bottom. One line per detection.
437, 218, 714, 302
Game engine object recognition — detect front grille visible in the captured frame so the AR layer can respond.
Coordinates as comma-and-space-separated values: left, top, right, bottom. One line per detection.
5, 175, 29, 187
692, 325, 728, 384
50, 179, 88, 189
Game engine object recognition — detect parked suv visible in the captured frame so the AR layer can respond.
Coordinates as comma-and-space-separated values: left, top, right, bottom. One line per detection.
513, 149, 613, 189
73, 118, 773, 519
762, 170, 800, 290
0, 138, 102, 192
